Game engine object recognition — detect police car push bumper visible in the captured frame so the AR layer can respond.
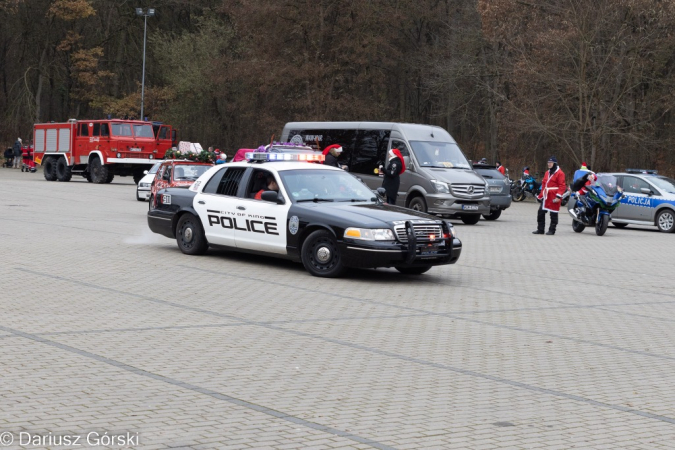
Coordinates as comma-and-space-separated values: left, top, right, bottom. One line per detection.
338, 223, 461, 268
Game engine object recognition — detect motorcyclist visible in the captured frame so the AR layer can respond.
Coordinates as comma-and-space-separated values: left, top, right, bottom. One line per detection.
570, 163, 597, 219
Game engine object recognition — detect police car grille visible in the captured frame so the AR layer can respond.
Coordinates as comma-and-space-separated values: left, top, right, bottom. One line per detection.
394, 224, 443, 243
452, 184, 485, 197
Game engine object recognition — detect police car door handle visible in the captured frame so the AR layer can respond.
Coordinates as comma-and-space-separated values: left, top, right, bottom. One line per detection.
198, 201, 205, 205
237, 206, 246, 211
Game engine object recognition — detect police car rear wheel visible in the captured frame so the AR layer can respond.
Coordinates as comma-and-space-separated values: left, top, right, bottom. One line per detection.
656, 210, 675, 233
176, 214, 208, 255
301, 230, 345, 277
395, 266, 432, 275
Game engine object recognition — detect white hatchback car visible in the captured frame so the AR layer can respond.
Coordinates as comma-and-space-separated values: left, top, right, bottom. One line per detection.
136, 162, 161, 201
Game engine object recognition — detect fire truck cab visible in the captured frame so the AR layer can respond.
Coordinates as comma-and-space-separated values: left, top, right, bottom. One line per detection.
33, 119, 176, 184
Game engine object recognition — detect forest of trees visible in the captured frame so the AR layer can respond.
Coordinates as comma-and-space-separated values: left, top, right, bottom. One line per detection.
1, 0, 675, 175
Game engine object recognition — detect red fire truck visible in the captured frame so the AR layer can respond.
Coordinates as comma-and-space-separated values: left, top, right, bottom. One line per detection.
32, 119, 177, 184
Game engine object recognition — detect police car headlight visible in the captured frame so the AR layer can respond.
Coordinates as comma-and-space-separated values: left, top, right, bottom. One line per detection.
344, 227, 395, 241
431, 179, 450, 194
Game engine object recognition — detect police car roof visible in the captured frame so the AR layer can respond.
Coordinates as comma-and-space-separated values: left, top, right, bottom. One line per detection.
226, 161, 341, 172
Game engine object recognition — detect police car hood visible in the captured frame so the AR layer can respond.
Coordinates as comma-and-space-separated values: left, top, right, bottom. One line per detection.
299, 202, 440, 227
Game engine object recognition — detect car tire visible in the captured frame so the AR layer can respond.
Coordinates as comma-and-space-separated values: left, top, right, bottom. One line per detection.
89, 156, 109, 184
55, 157, 72, 182
301, 230, 346, 278
176, 214, 209, 255
656, 209, 675, 233
395, 266, 432, 275
408, 196, 427, 213
482, 209, 502, 221
43, 157, 57, 181
572, 220, 586, 233
613, 223, 628, 229
460, 214, 481, 225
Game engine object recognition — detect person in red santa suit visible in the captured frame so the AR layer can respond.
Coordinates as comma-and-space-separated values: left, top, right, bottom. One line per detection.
533, 156, 566, 235
322, 144, 347, 169
496, 161, 505, 175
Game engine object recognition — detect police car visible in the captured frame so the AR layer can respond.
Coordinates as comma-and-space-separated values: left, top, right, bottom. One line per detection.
147, 152, 462, 277
609, 169, 675, 233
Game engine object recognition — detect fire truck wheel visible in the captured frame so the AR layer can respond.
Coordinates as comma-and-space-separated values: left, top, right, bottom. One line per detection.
176, 214, 208, 255
105, 172, 115, 183
43, 157, 57, 181
89, 156, 109, 184
55, 157, 72, 182
85, 172, 93, 182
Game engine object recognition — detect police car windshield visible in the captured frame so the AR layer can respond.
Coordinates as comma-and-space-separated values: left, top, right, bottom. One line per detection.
409, 141, 471, 169
174, 165, 210, 181
650, 176, 675, 194
279, 169, 374, 203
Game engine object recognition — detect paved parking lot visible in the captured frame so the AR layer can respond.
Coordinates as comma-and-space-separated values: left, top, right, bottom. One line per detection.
1, 169, 675, 450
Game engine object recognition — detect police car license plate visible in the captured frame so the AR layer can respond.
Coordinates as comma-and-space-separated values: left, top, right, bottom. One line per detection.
420, 244, 442, 255
462, 204, 479, 210
161, 194, 171, 204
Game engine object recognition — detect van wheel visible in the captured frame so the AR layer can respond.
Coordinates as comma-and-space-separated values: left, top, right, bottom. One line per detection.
43, 157, 57, 181
301, 230, 345, 277
89, 156, 109, 184
408, 196, 427, 213
55, 157, 72, 182
656, 209, 675, 233
461, 214, 481, 225
176, 214, 208, 255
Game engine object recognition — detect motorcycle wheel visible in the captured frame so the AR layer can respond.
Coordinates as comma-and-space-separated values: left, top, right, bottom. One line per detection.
572, 220, 586, 233
513, 187, 525, 202
595, 214, 609, 236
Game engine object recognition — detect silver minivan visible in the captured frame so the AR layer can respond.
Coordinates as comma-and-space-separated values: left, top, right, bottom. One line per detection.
281, 122, 490, 224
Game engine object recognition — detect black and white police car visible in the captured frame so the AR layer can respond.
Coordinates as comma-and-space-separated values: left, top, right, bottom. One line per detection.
147, 152, 462, 277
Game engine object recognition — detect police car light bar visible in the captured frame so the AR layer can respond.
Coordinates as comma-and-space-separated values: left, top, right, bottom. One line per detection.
626, 168, 658, 174
245, 152, 325, 162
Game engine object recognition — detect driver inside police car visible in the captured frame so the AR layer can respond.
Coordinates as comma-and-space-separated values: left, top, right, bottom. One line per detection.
254, 174, 279, 200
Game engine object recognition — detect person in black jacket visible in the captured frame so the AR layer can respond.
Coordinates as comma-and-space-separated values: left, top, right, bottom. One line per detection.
379, 148, 405, 204
322, 144, 346, 169
12, 138, 22, 169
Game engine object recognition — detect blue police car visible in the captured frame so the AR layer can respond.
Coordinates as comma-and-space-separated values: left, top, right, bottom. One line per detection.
608, 169, 675, 233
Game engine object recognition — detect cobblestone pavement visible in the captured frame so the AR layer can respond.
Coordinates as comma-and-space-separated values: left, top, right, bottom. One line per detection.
1, 169, 674, 450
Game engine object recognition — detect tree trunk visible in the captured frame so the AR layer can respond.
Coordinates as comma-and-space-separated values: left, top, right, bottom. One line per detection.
35, 47, 47, 123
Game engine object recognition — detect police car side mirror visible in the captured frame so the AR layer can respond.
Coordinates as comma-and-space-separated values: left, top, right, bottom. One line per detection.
640, 187, 652, 196
261, 191, 285, 204
143, 170, 148, 175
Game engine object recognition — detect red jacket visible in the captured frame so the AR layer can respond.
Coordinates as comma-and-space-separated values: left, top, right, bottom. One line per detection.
538, 166, 566, 212
497, 165, 505, 175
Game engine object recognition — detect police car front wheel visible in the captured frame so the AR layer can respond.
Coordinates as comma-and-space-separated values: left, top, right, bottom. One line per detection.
176, 214, 209, 255
657, 210, 675, 233
301, 230, 346, 278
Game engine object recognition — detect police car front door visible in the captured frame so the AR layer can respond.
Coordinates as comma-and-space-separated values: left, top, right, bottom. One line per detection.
233, 171, 290, 254
620, 176, 652, 221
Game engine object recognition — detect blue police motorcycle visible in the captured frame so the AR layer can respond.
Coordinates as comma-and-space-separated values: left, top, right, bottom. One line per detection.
568, 173, 624, 236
